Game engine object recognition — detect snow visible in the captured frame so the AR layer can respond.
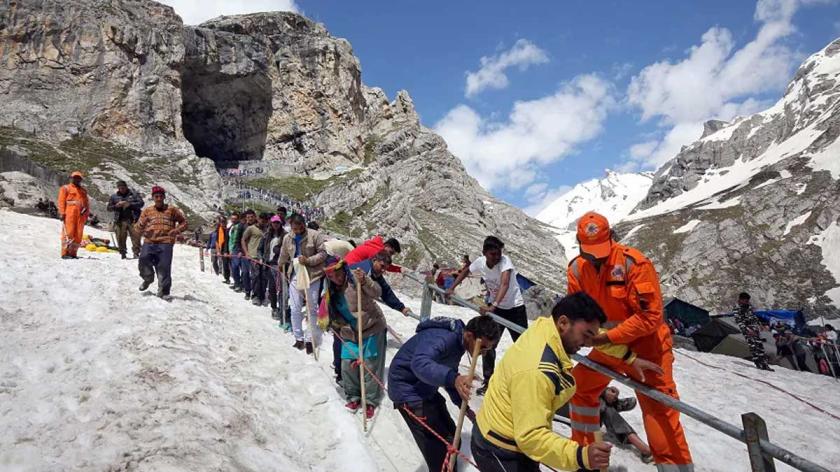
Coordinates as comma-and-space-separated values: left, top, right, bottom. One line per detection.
536, 170, 653, 230
807, 131, 840, 180
623, 224, 645, 241
629, 123, 823, 221
673, 219, 702, 234
3, 210, 840, 472
551, 228, 580, 262
782, 211, 811, 236
695, 196, 741, 210
814, 221, 840, 306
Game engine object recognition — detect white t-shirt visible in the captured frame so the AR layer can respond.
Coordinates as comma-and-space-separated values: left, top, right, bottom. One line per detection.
469, 255, 524, 310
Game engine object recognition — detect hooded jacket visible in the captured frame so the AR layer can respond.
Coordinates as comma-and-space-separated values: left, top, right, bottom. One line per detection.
388, 317, 466, 406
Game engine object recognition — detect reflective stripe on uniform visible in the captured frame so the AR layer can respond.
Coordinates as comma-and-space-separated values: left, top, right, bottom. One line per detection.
656, 464, 695, 472
569, 420, 600, 432
569, 403, 599, 416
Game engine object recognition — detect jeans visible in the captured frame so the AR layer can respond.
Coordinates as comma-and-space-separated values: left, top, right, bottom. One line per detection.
138, 243, 174, 295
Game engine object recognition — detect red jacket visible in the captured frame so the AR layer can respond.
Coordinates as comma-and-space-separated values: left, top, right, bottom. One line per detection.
344, 235, 402, 272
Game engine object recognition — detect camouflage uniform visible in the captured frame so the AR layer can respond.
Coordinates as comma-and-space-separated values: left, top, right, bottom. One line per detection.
734, 304, 772, 370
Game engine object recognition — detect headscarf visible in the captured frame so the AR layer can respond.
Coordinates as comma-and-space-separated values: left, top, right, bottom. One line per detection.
319, 256, 351, 330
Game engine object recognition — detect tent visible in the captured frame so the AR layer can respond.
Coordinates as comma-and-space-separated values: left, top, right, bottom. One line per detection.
665, 297, 710, 328
691, 316, 741, 352
753, 309, 806, 330
516, 273, 536, 293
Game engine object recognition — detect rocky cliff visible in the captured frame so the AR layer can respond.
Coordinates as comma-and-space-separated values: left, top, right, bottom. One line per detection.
618, 38, 840, 317
0, 1, 565, 288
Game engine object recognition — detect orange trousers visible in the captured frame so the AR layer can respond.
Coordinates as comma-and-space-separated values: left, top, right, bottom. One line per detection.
570, 339, 693, 468
61, 209, 85, 257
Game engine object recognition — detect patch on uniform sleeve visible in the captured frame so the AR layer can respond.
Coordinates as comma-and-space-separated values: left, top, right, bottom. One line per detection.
635, 282, 655, 310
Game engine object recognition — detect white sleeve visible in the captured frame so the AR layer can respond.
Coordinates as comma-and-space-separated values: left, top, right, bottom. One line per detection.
469, 257, 484, 275
499, 255, 515, 273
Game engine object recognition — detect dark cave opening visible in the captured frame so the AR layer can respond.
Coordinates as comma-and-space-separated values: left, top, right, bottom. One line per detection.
180, 67, 272, 163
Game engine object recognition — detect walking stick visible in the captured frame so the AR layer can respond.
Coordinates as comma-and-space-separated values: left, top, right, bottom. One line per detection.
447, 339, 482, 472
199, 246, 205, 272
356, 276, 367, 432
593, 431, 608, 472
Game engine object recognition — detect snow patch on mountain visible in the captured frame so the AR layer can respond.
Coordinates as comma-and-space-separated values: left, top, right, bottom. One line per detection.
783, 211, 811, 236
815, 221, 840, 305
536, 171, 654, 230
674, 219, 702, 234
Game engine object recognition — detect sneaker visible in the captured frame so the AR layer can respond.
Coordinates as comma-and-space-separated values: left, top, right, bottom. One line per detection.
244, 293, 251, 301
292, 340, 305, 350
271, 308, 280, 320
365, 405, 376, 420
120, 253, 127, 260
305, 342, 314, 355
251, 298, 261, 306
234, 287, 243, 293
62, 255, 74, 260
139, 280, 152, 291
476, 383, 489, 396
344, 400, 361, 412
222, 279, 230, 285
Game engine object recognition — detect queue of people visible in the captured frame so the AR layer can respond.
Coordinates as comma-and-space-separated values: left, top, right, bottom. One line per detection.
56, 171, 695, 472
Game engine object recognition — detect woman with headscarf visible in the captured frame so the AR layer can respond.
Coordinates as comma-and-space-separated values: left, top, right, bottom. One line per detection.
322, 256, 387, 420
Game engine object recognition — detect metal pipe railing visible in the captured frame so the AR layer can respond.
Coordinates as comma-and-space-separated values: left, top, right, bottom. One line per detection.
401, 271, 832, 472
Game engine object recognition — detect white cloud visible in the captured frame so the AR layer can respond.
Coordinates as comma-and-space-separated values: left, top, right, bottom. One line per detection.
435, 74, 615, 191
159, 0, 299, 25
465, 39, 549, 98
523, 184, 572, 216
625, 0, 814, 169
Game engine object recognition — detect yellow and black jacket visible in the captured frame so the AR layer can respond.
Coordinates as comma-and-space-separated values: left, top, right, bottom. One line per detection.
476, 317, 637, 471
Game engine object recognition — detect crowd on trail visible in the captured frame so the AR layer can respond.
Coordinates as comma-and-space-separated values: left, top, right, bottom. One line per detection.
67, 167, 840, 472
222, 178, 326, 222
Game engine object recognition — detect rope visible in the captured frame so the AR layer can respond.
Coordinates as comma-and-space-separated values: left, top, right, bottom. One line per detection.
676, 350, 840, 421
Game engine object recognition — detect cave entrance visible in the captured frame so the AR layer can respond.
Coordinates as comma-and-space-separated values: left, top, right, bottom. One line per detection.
180, 66, 272, 163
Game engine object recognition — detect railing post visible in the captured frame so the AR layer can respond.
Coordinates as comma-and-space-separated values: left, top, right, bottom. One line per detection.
742, 412, 775, 472
199, 247, 205, 272
420, 282, 433, 321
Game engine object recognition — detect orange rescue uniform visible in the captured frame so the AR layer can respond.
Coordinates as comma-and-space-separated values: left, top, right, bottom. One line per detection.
567, 244, 694, 471
58, 183, 89, 257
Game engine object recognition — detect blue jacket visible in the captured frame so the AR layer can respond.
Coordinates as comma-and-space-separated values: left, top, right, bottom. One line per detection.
207, 230, 217, 250
349, 260, 406, 312
387, 317, 466, 406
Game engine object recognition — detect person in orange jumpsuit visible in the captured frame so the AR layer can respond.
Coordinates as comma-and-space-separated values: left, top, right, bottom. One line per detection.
58, 171, 89, 259
567, 211, 694, 472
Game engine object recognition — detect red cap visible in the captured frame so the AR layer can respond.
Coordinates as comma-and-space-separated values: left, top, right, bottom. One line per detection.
576, 211, 613, 259
151, 185, 166, 195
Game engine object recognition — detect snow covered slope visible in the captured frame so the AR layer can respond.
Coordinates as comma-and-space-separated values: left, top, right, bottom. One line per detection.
536, 170, 654, 231
2, 210, 838, 472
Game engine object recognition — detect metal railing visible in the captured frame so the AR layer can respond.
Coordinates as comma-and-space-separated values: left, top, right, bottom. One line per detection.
401, 271, 832, 472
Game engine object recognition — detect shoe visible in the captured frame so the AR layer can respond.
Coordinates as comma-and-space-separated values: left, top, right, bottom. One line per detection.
271, 308, 280, 320
139, 280, 152, 291
157, 287, 169, 298
223, 279, 230, 284
344, 400, 360, 412
234, 287, 243, 293
62, 255, 74, 260
120, 253, 127, 260
640, 453, 654, 464
251, 298, 261, 306
365, 405, 376, 420
305, 342, 314, 354
244, 293, 251, 301
335, 374, 343, 385
292, 340, 305, 350
262, 299, 270, 307
476, 383, 489, 396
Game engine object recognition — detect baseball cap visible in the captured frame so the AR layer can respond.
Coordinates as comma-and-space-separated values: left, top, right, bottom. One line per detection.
576, 211, 613, 259
151, 185, 166, 195
270, 215, 282, 223
70, 171, 83, 179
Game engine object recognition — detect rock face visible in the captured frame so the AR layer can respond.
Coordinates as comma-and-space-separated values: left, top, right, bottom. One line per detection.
0, 1, 564, 288
618, 38, 840, 318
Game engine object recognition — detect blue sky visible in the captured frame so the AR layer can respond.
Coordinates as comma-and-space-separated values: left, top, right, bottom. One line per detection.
164, 0, 840, 213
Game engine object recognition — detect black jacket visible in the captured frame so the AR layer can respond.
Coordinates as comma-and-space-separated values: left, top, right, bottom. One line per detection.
107, 189, 144, 223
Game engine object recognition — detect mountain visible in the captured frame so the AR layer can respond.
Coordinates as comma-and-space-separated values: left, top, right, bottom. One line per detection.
616, 38, 840, 317
536, 170, 654, 231
0, 1, 564, 289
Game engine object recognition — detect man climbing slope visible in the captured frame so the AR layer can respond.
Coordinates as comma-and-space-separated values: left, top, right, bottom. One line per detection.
57, 171, 89, 259
567, 211, 694, 471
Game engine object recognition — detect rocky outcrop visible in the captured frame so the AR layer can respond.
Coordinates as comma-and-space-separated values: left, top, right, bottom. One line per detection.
620, 38, 840, 317
0, 1, 564, 288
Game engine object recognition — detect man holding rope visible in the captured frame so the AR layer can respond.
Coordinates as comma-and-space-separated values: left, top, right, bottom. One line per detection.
388, 315, 502, 472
